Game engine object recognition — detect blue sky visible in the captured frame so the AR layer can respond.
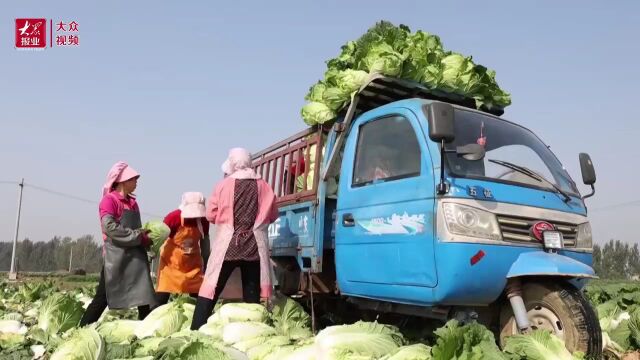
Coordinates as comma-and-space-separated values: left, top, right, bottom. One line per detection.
1, 0, 639, 245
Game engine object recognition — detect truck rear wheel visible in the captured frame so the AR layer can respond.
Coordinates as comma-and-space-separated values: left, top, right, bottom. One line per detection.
498, 281, 601, 358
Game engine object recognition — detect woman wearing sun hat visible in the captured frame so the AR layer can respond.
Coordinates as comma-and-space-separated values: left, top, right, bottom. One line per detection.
154, 192, 211, 305
80, 161, 157, 326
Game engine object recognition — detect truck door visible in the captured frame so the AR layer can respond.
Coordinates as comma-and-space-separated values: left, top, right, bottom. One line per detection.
335, 108, 438, 302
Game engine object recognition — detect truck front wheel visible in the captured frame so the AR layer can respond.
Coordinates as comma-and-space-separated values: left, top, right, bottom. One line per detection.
498, 281, 601, 358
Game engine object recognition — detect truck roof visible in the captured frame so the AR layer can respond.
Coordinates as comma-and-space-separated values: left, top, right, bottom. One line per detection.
346, 74, 504, 119
318, 75, 504, 181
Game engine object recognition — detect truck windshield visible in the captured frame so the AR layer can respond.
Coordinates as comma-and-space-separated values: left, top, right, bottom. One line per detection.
444, 109, 580, 196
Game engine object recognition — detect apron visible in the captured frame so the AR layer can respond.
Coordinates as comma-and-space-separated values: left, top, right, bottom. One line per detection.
103, 208, 157, 309
156, 218, 205, 294
199, 178, 274, 301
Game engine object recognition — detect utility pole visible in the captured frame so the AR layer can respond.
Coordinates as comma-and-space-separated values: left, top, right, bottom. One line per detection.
68, 246, 73, 272
9, 179, 25, 281
82, 243, 87, 270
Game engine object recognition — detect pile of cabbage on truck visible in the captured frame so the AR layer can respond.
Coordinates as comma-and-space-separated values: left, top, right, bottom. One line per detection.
301, 21, 511, 126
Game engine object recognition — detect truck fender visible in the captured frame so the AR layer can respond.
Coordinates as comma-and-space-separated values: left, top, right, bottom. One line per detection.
506, 251, 596, 279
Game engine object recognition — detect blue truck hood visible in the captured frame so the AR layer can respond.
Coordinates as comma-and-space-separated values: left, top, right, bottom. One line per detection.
447, 177, 587, 216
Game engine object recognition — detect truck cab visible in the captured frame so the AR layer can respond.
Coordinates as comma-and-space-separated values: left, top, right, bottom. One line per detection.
251, 75, 601, 356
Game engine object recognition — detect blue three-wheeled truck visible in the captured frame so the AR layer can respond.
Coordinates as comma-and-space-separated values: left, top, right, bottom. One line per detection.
250, 75, 601, 357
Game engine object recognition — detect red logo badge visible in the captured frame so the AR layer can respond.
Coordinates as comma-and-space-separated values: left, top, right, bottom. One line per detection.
530, 221, 555, 241
15, 18, 47, 49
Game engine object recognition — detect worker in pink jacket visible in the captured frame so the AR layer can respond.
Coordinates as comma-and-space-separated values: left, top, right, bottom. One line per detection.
191, 148, 278, 330
80, 161, 156, 326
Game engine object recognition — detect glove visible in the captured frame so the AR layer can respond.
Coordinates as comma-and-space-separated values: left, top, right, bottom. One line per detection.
140, 230, 152, 248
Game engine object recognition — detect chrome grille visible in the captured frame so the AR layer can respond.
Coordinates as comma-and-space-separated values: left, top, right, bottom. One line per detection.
496, 215, 577, 247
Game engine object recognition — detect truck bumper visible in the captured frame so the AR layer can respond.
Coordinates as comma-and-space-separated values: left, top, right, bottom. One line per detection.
506, 251, 597, 279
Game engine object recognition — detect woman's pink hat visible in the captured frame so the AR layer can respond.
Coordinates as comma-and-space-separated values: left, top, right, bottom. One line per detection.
102, 161, 140, 196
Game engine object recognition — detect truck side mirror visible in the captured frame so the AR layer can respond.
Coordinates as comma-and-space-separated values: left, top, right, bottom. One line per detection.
427, 102, 455, 143
579, 153, 596, 185
579, 153, 596, 200
426, 102, 456, 195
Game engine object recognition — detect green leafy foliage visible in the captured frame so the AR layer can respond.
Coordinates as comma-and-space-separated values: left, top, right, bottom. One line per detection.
134, 302, 187, 339
315, 321, 405, 359
269, 296, 312, 340
301, 20, 511, 126
142, 220, 171, 256
97, 320, 140, 344
503, 329, 582, 360
431, 320, 506, 360
0, 279, 615, 359
37, 293, 84, 337
49, 327, 105, 360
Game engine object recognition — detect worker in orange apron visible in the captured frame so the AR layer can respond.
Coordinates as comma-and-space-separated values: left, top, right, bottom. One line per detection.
155, 192, 210, 304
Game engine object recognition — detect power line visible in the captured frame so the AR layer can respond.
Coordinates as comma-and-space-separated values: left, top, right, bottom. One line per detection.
22, 182, 163, 218
590, 200, 640, 212
14, 179, 638, 216
25, 183, 96, 205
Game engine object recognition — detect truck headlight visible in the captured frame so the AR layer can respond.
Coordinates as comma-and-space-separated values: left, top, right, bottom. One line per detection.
443, 203, 501, 240
576, 222, 593, 248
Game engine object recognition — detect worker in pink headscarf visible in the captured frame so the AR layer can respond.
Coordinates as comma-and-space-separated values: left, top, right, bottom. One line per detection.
80, 161, 157, 326
190, 148, 279, 330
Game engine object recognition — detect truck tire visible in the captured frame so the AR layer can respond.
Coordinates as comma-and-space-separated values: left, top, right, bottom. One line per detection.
498, 280, 601, 358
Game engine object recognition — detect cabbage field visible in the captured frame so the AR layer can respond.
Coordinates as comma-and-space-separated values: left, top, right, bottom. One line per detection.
0, 278, 638, 360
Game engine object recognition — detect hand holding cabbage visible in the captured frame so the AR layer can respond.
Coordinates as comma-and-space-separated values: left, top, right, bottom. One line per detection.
142, 220, 171, 257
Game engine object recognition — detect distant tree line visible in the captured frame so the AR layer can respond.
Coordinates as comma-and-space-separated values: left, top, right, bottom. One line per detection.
593, 239, 640, 280
0, 236, 634, 279
0, 235, 103, 273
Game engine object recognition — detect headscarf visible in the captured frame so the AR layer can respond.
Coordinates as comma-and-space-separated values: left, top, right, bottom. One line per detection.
221, 148, 261, 180
102, 161, 140, 196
